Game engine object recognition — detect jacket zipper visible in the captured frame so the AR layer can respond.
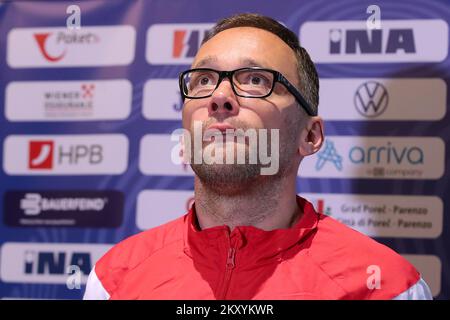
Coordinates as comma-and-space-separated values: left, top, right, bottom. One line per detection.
219, 246, 236, 299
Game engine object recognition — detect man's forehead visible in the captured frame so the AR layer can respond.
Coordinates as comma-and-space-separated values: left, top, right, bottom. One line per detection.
191, 26, 298, 81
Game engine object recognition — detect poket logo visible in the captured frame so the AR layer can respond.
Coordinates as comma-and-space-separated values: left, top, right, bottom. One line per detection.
28, 141, 54, 170
354, 81, 389, 117
34, 33, 68, 62
7, 26, 135, 68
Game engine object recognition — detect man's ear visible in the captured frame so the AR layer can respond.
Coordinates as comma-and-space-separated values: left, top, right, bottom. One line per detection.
298, 116, 324, 157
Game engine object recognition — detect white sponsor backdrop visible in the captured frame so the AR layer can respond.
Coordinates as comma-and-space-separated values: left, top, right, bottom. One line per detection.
300, 20, 448, 63
0, 243, 112, 284
299, 136, 445, 179
3, 134, 129, 175
7, 26, 136, 68
6, 80, 132, 121
0, 0, 448, 300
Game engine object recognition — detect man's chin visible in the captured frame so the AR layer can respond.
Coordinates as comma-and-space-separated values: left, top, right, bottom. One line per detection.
190, 163, 262, 195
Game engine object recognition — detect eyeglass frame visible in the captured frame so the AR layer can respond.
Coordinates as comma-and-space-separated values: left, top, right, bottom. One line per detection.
178, 67, 317, 116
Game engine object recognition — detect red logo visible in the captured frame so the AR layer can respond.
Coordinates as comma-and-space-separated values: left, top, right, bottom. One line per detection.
172, 30, 186, 58
317, 199, 325, 214
29, 141, 54, 169
172, 29, 202, 58
81, 84, 95, 99
34, 33, 66, 62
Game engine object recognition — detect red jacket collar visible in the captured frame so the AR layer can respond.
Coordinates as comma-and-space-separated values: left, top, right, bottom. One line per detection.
183, 196, 320, 263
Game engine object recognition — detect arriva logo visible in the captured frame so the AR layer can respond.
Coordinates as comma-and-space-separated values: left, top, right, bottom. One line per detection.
316, 140, 343, 171
349, 142, 423, 165
299, 137, 443, 180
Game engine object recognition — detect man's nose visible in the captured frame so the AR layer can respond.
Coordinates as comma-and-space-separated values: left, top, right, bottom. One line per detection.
207, 79, 240, 117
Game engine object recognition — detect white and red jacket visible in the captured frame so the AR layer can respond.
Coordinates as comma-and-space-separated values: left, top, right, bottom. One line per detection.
84, 196, 432, 300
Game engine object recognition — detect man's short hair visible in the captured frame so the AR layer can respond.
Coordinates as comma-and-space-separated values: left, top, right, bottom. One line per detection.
201, 13, 319, 116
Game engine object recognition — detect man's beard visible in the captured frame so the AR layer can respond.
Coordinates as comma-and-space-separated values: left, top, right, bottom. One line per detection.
188, 117, 298, 196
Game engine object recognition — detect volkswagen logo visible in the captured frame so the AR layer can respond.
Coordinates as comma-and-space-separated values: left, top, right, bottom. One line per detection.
354, 81, 389, 118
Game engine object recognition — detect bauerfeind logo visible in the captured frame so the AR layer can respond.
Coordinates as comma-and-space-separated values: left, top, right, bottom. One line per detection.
20, 193, 108, 216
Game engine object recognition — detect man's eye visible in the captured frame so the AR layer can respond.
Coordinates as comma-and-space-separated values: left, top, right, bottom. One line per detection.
250, 76, 262, 85
247, 74, 270, 87
200, 77, 211, 85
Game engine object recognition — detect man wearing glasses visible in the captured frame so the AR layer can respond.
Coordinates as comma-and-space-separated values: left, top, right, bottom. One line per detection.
84, 13, 432, 300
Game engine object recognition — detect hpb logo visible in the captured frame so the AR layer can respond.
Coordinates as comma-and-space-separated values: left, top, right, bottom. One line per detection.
29, 141, 54, 169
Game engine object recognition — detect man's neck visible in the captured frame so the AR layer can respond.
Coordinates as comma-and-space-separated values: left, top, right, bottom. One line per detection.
193, 175, 301, 231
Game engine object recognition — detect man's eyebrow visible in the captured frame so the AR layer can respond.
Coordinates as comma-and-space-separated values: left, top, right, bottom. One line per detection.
239, 58, 271, 68
192, 56, 218, 68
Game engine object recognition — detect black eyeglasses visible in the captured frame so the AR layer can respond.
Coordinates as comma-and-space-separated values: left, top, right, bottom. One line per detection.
178, 67, 316, 116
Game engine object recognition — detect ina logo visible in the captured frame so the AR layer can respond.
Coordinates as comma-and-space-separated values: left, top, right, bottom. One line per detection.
354, 81, 389, 117
24, 250, 91, 275
329, 28, 416, 54
316, 140, 343, 171
34, 33, 67, 62
29, 141, 54, 170
172, 29, 205, 58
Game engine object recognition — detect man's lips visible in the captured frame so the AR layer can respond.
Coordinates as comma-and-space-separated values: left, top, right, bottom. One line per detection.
206, 123, 236, 133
